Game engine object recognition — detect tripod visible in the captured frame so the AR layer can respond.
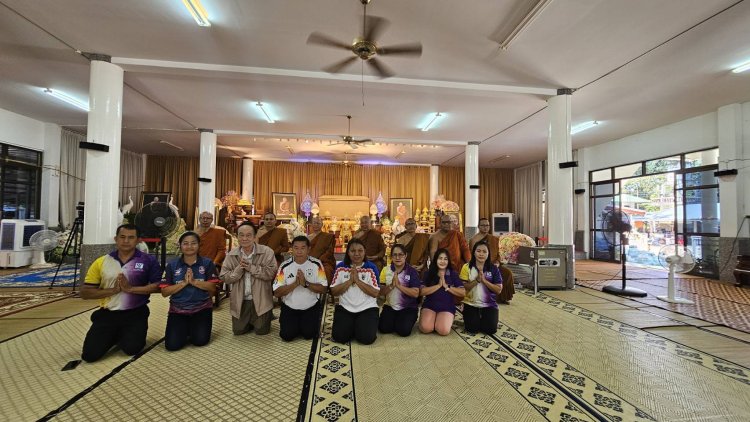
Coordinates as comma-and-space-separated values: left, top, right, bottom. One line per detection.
50, 216, 83, 291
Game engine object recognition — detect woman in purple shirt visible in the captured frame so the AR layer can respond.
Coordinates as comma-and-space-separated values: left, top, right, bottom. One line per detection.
378, 244, 423, 337
418, 248, 465, 336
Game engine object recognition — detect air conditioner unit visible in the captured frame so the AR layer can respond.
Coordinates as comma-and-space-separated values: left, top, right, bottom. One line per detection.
0, 219, 46, 251
491, 213, 514, 235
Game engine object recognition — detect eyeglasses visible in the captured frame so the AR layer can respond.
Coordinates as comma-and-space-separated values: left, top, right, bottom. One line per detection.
391, 253, 406, 258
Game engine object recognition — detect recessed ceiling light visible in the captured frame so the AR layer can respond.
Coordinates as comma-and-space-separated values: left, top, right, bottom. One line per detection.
571, 120, 600, 135
43, 88, 89, 112
181, 0, 211, 27
732, 60, 750, 73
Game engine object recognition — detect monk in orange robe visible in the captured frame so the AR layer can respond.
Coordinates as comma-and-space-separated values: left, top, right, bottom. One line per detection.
308, 216, 336, 282
352, 215, 386, 271
256, 212, 290, 265
394, 218, 429, 272
429, 214, 470, 273
470, 217, 514, 303
196, 211, 228, 306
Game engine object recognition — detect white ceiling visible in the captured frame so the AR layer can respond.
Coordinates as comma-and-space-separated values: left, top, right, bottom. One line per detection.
1, 0, 749, 167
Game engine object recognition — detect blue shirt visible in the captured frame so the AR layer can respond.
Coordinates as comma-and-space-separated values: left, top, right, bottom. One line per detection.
162, 256, 217, 314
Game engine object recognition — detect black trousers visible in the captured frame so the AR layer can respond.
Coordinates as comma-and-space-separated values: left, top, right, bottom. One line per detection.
279, 301, 322, 341
462, 304, 498, 335
81, 305, 149, 362
378, 305, 418, 337
332, 305, 379, 345
164, 307, 213, 351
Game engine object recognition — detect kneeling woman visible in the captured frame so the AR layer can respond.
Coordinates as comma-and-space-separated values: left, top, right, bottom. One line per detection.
378, 244, 422, 337
419, 249, 465, 336
160, 231, 219, 351
460, 241, 503, 335
330, 239, 380, 345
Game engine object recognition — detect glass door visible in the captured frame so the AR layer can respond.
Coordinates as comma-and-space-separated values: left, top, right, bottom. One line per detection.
590, 181, 621, 261
674, 164, 720, 278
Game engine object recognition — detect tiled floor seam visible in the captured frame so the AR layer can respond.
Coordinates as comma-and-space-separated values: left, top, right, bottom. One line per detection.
453, 313, 602, 422
523, 290, 750, 385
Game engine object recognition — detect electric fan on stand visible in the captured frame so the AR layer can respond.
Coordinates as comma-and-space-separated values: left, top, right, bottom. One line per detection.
29, 230, 59, 269
134, 202, 179, 271
601, 209, 647, 297
656, 244, 695, 304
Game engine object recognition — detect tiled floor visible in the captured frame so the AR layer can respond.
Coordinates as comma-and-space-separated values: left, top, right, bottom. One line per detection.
2, 260, 750, 421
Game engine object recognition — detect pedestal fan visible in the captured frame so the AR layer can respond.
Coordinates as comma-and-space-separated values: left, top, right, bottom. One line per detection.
656, 244, 695, 304
601, 209, 647, 297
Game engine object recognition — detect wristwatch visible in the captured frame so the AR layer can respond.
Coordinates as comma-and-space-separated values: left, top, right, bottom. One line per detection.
304, 280, 310, 288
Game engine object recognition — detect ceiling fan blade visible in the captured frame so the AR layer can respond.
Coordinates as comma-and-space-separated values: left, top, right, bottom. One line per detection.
364, 16, 389, 42
323, 56, 359, 74
367, 57, 394, 79
307, 32, 352, 50
377, 42, 423, 57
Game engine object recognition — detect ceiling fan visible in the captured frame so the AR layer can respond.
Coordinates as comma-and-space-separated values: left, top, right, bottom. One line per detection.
329, 115, 372, 149
307, 0, 422, 79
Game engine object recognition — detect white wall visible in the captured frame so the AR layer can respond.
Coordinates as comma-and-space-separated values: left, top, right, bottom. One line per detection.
0, 107, 48, 151
0, 107, 61, 226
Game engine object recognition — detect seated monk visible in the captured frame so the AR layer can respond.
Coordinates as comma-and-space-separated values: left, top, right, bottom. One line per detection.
470, 217, 514, 303
257, 212, 290, 265
429, 214, 470, 275
352, 215, 386, 271
196, 211, 228, 306
308, 216, 336, 282
394, 218, 429, 272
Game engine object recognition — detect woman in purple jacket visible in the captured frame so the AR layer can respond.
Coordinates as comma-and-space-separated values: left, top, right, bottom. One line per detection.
418, 248, 465, 336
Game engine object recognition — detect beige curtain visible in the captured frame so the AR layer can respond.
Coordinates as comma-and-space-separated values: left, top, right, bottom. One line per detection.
252, 161, 431, 216
145, 156, 242, 227
59, 129, 86, 228
514, 162, 543, 237
438, 166, 514, 222
119, 149, 145, 212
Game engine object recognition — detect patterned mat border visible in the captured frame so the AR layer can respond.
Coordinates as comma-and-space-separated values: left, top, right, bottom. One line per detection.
522, 290, 750, 385
307, 298, 357, 422
493, 320, 656, 421
452, 313, 599, 422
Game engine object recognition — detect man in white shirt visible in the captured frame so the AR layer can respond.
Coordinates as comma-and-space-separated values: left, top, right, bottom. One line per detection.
273, 236, 328, 341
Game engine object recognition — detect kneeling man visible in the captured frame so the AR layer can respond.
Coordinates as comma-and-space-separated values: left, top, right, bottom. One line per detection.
273, 236, 328, 341
80, 224, 162, 362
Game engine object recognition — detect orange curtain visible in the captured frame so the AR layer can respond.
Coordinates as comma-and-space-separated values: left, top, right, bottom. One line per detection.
252, 161, 431, 217
145, 156, 242, 227
439, 166, 514, 222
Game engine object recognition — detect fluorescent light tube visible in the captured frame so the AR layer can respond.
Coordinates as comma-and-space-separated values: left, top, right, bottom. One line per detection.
43, 88, 89, 111
255, 102, 275, 123
160, 140, 184, 151
421, 112, 445, 132
499, 0, 554, 50
571, 120, 599, 135
181, 0, 211, 27
732, 60, 750, 73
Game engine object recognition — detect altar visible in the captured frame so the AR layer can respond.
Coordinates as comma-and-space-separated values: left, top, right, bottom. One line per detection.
318, 195, 370, 219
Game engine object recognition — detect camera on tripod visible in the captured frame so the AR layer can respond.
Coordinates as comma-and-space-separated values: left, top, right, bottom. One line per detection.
76, 202, 84, 220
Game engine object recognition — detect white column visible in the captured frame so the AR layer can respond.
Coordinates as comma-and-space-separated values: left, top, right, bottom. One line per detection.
82, 58, 124, 246
41, 123, 61, 227
242, 157, 254, 202
547, 91, 574, 246
429, 165, 439, 204
465, 142, 480, 236
717, 103, 748, 281
198, 130, 217, 214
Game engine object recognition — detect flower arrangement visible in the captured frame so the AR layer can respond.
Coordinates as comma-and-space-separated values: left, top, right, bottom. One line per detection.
431, 194, 459, 212
220, 191, 240, 209
497, 232, 536, 264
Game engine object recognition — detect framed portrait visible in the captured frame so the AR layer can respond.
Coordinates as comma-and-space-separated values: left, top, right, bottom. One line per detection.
141, 192, 171, 208
272, 192, 297, 219
390, 198, 413, 227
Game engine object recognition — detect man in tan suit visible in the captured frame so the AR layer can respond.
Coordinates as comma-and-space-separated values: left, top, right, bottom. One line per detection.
352, 215, 386, 271
256, 212, 290, 265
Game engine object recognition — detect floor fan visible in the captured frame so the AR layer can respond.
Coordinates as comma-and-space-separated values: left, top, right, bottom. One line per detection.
29, 230, 59, 269
656, 244, 695, 304
600, 209, 647, 297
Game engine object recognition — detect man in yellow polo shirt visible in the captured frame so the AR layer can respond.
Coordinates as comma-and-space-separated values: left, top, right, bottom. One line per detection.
80, 224, 163, 362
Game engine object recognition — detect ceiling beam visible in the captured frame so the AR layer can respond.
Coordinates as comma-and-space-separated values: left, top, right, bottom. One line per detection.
215, 129, 468, 146
111, 57, 558, 96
